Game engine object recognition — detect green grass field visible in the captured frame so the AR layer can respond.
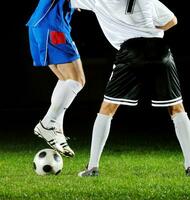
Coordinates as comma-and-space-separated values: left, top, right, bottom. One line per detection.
0, 128, 190, 200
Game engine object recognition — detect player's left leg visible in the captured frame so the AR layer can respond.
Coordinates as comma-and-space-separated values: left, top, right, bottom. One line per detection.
78, 38, 140, 176
169, 103, 190, 175
78, 101, 119, 177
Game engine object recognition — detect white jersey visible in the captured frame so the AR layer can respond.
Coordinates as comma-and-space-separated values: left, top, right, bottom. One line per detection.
71, 0, 174, 50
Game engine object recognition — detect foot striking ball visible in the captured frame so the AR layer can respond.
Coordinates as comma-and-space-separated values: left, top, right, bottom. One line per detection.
33, 148, 63, 175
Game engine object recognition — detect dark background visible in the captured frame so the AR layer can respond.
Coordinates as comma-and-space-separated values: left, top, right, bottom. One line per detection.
0, 0, 189, 137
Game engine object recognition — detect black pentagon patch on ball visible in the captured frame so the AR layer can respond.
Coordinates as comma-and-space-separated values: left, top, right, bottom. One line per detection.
33, 162, 36, 170
43, 165, 52, 173
39, 151, 46, 158
55, 170, 61, 175
53, 153, 61, 162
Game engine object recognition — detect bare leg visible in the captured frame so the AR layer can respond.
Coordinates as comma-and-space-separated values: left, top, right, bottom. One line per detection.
49, 58, 85, 85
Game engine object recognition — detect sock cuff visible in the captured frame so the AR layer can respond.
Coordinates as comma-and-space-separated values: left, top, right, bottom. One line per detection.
65, 79, 83, 94
97, 113, 113, 120
171, 111, 188, 121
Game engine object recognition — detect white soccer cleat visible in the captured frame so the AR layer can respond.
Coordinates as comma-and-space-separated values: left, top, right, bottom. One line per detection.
34, 121, 75, 157
78, 167, 99, 177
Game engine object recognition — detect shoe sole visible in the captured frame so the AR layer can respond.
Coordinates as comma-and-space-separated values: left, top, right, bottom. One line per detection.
78, 171, 99, 177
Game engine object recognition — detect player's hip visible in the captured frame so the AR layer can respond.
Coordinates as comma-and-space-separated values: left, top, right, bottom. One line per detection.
116, 37, 171, 65
28, 27, 80, 66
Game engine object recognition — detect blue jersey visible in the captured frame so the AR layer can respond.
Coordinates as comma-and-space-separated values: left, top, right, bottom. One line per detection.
26, 0, 74, 33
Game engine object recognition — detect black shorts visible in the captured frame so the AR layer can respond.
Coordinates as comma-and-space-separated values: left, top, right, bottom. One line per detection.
104, 37, 182, 107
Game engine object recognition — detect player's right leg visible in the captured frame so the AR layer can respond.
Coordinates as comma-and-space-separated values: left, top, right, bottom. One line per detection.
28, 27, 73, 155
31, 27, 85, 157
78, 101, 119, 177
35, 60, 85, 157
46, 59, 85, 129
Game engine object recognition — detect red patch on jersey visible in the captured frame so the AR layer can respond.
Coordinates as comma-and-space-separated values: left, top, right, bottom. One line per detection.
50, 31, 66, 45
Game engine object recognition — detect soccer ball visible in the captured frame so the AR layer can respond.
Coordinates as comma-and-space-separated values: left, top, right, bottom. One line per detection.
33, 148, 63, 175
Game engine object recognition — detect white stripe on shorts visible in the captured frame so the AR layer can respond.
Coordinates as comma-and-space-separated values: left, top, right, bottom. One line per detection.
104, 95, 138, 106
151, 97, 183, 107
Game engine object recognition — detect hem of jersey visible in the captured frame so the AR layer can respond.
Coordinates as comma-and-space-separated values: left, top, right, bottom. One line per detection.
34, 55, 80, 67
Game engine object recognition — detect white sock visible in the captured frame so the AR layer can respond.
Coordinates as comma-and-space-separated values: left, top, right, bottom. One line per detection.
42, 79, 82, 129
54, 109, 66, 133
172, 112, 190, 169
88, 113, 112, 169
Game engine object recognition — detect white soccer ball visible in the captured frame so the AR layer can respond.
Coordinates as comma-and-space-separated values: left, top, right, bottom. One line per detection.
33, 148, 63, 175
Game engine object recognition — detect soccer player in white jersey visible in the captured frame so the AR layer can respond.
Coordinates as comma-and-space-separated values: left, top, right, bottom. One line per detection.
71, 0, 190, 176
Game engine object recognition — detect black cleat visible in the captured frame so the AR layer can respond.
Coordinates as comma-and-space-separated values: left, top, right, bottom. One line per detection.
78, 167, 99, 177
185, 167, 190, 176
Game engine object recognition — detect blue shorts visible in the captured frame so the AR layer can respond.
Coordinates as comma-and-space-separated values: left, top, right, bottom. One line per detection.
28, 26, 80, 66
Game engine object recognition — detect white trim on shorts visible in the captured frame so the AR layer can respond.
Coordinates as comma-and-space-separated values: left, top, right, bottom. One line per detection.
43, 29, 49, 66
104, 95, 183, 107
104, 95, 138, 106
151, 97, 183, 107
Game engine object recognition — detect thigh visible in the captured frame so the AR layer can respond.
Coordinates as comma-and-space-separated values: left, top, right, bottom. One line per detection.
104, 63, 142, 106
58, 59, 84, 80
49, 59, 85, 83
49, 64, 64, 80
150, 58, 182, 107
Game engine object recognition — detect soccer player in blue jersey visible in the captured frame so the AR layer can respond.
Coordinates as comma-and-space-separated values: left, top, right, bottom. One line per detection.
71, 0, 190, 176
26, 0, 85, 157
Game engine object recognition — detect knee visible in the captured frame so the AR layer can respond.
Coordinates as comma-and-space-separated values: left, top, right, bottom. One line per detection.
63, 73, 86, 88
99, 101, 119, 116
168, 103, 185, 116
69, 70, 86, 87
57, 62, 86, 87
78, 75, 86, 87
